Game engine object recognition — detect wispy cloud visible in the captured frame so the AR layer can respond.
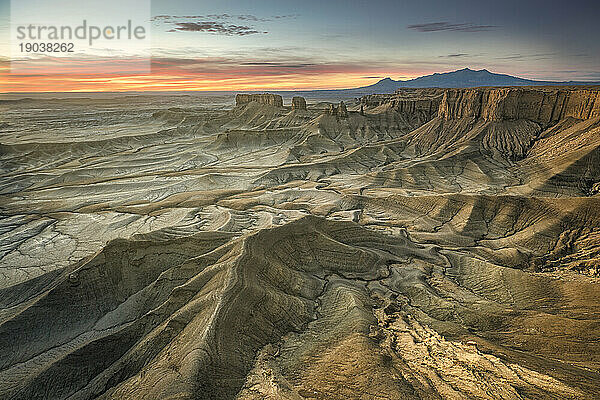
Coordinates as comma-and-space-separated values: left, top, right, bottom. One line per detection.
496, 53, 556, 60
440, 53, 469, 58
408, 22, 496, 32
153, 14, 297, 35
240, 62, 315, 68
152, 14, 297, 22
237, 14, 268, 22
237, 14, 298, 22
152, 14, 232, 22
167, 22, 265, 36
149, 57, 365, 76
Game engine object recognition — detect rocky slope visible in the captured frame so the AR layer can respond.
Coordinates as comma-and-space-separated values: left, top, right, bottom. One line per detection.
439, 87, 600, 124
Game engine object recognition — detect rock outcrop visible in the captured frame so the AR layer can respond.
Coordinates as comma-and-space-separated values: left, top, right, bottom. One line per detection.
326, 101, 348, 117
235, 93, 283, 107
338, 101, 348, 117
390, 97, 439, 116
361, 87, 600, 125
361, 89, 443, 120
291, 96, 307, 110
439, 87, 600, 124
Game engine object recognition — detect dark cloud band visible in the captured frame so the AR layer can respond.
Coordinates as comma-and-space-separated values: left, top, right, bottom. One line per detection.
168, 22, 264, 36
408, 22, 496, 32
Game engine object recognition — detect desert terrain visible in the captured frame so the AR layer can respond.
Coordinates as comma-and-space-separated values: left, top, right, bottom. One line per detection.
1, 86, 599, 399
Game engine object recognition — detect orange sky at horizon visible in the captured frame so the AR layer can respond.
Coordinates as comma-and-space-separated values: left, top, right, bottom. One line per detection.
0, 61, 431, 93
0, 72, 384, 93
0, 55, 434, 93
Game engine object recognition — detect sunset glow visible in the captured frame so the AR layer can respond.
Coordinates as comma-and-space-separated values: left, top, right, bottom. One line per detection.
0, 72, 392, 92
1, 0, 599, 93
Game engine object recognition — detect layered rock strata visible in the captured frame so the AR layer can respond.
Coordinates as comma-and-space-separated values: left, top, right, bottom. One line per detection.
361, 89, 443, 119
235, 93, 284, 107
439, 87, 600, 124
326, 101, 348, 117
291, 96, 307, 110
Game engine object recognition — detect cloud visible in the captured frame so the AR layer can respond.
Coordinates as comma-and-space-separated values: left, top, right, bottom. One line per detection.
236, 14, 299, 21
153, 14, 299, 35
152, 14, 232, 22
152, 15, 172, 21
237, 14, 266, 22
362, 76, 383, 79
272, 14, 300, 19
153, 14, 298, 23
408, 22, 496, 32
168, 22, 265, 36
496, 53, 556, 60
148, 56, 400, 78
240, 62, 315, 68
580, 72, 600, 78
440, 53, 469, 58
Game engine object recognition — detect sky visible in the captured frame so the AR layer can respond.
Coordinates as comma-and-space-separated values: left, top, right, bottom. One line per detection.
1, 0, 599, 92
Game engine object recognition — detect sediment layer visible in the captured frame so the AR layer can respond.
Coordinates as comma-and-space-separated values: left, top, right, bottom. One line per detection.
439, 87, 600, 124
235, 93, 284, 107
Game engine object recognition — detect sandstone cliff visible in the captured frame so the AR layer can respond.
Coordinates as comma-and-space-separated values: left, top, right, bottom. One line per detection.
325, 101, 348, 117
292, 96, 307, 110
361, 87, 600, 125
361, 89, 443, 120
439, 87, 600, 124
235, 93, 284, 107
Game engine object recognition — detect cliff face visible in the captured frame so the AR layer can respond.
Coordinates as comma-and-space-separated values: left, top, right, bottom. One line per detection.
439, 87, 600, 124
291, 96, 307, 110
362, 87, 600, 125
236, 93, 284, 107
361, 89, 443, 120
325, 101, 348, 117
390, 97, 440, 116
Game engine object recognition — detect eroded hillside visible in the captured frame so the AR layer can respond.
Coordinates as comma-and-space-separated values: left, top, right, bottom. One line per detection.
0, 87, 599, 399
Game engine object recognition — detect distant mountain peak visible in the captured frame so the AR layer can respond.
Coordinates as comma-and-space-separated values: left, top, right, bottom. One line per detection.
354, 67, 599, 93
455, 67, 489, 73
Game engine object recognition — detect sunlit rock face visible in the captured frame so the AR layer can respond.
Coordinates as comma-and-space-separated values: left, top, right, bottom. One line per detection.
325, 101, 348, 117
235, 93, 284, 107
439, 87, 600, 123
292, 96, 307, 110
1, 88, 600, 399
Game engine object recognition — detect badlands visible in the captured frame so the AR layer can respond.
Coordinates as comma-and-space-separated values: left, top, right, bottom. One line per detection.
0, 87, 599, 399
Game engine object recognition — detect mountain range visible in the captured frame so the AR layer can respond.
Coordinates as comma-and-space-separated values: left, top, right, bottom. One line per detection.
352, 68, 600, 93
